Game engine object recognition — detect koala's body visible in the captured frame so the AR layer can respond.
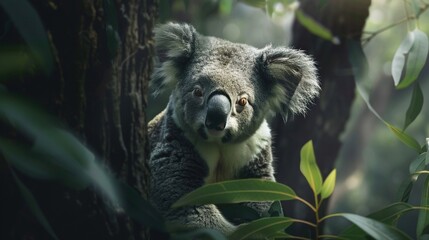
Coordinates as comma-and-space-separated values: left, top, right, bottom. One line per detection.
148, 23, 320, 234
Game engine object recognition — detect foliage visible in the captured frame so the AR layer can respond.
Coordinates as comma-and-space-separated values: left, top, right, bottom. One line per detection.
174, 140, 429, 239
347, 1, 429, 237
0, 94, 166, 236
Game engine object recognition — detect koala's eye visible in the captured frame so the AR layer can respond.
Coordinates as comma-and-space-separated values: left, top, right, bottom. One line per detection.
238, 97, 248, 107
193, 88, 203, 97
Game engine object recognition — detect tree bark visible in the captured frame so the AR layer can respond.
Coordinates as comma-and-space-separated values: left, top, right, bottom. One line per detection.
0, 0, 157, 239
272, 0, 371, 236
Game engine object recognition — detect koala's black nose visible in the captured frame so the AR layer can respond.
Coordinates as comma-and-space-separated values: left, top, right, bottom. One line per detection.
205, 93, 231, 131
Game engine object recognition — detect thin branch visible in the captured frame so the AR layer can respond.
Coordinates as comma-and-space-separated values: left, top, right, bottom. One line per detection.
403, 0, 411, 31
290, 218, 317, 228
362, 17, 409, 45
318, 213, 343, 223
362, 2, 429, 45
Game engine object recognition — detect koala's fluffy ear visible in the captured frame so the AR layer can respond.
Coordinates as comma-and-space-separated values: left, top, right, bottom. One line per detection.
152, 22, 197, 96
259, 47, 320, 118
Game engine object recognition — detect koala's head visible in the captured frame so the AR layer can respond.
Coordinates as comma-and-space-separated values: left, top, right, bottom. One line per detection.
152, 22, 320, 144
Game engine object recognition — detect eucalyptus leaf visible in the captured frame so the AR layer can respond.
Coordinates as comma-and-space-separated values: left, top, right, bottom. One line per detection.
295, 9, 334, 42
0, 139, 89, 189
392, 29, 429, 89
348, 41, 423, 153
173, 179, 296, 208
321, 169, 336, 200
398, 177, 414, 202
392, 31, 414, 86
0, 95, 118, 212
410, 153, 427, 174
417, 176, 429, 237
300, 140, 323, 194
229, 217, 292, 240
367, 202, 415, 225
339, 213, 412, 239
387, 124, 422, 153
267, 231, 292, 239
341, 203, 414, 238
426, 138, 429, 165
403, 83, 423, 130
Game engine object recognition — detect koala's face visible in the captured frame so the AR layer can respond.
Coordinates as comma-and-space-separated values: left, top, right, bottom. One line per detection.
152, 23, 320, 143
175, 41, 264, 143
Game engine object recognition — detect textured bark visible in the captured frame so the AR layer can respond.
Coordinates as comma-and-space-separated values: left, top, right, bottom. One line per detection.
272, 0, 371, 236
0, 0, 156, 239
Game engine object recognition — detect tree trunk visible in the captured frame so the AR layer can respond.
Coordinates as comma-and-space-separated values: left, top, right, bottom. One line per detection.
272, 0, 371, 236
0, 0, 157, 239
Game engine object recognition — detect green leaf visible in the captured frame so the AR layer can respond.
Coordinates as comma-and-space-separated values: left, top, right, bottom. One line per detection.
339, 213, 412, 239
300, 140, 323, 194
410, 153, 427, 174
426, 138, 429, 165
229, 217, 292, 240
392, 29, 429, 89
348, 39, 423, 153
12, 171, 59, 240
0, 95, 111, 204
0, 95, 165, 232
173, 179, 296, 208
341, 203, 414, 238
0, 0, 53, 74
417, 176, 429, 237
295, 9, 335, 42
387, 124, 422, 153
266, 231, 292, 239
321, 169, 336, 199
0, 139, 89, 189
403, 83, 423, 130
398, 177, 415, 202
367, 203, 414, 225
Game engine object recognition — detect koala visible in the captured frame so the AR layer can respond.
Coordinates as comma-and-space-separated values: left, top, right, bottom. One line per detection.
148, 22, 320, 234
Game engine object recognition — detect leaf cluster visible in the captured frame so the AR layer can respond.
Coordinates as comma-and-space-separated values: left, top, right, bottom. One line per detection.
173, 140, 429, 239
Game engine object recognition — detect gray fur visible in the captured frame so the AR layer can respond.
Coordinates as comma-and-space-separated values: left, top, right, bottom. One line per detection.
148, 22, 320, 234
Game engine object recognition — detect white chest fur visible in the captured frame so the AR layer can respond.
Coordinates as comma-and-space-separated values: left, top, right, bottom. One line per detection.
187, 120, 271, 184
